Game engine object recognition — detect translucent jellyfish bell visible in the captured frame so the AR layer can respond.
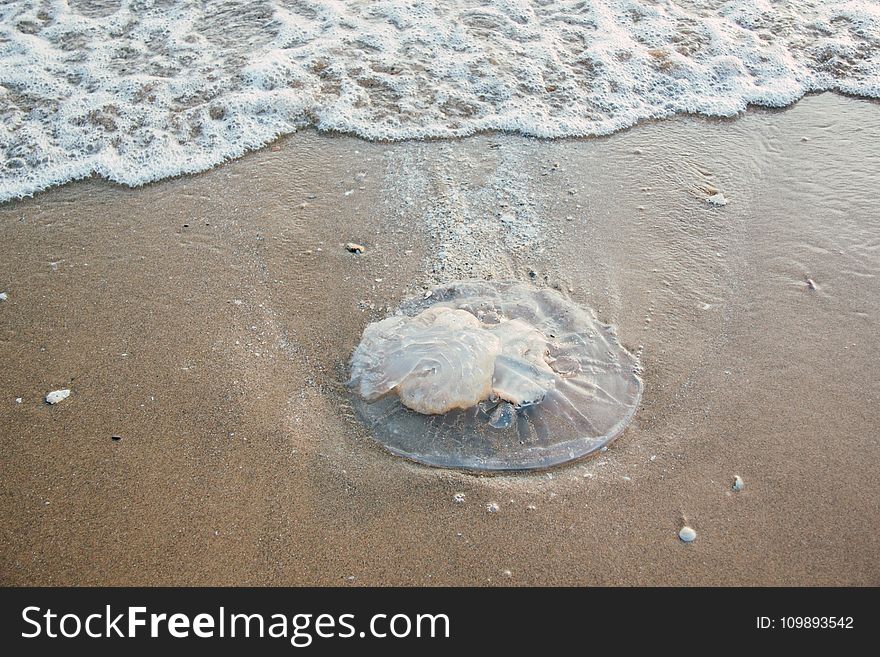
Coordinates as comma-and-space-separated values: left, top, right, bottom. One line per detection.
348, 281, 643, 471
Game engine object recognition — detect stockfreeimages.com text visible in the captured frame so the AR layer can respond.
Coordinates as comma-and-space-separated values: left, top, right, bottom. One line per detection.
22, 606, 450, 646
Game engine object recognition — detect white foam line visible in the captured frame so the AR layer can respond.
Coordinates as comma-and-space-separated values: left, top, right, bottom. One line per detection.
1, 0, 878, 202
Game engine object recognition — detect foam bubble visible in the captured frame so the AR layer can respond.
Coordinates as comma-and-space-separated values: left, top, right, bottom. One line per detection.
2, 1, 878, 201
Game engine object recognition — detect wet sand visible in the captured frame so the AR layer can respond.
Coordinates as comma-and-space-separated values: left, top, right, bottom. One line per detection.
1, 92, 878, 585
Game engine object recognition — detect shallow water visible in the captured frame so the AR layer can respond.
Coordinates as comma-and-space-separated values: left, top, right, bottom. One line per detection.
2, 1, 879, 201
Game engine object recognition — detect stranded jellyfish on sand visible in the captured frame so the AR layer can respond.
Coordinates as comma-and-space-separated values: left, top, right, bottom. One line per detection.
348, 281, 643, 471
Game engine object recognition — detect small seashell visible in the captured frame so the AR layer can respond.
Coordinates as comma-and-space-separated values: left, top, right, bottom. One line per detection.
45, 389, 71, 405
345, 242, 365, 254
679, 526, 697, 542
732, 475, 744, 492
452, 492, 465, 504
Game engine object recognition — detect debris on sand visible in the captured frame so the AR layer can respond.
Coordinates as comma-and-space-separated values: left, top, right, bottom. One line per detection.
45, 389, 71, 405
346, 242, 365, 254
732, 475, 744, 492
679, 526, 697, 542
707, 192, 728, 206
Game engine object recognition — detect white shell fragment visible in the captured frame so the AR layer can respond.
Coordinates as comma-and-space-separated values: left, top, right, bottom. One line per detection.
732, 475, 745, 492
45, 389, 71, 405
679, 526, 697, 542
349, 281, 643, 471
0, 292, 8, 301
707, 192, 728, 206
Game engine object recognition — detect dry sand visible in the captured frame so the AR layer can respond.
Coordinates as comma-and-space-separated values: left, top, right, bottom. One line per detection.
1, 92, 878, 585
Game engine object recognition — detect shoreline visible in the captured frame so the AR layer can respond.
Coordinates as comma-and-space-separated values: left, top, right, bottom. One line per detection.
3, 90, 879, 206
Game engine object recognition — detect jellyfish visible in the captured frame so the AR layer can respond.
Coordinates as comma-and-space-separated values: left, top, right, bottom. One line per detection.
348, 281, 643, 471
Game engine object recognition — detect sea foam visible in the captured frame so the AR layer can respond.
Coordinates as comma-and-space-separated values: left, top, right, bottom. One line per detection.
1, 0, 878, 201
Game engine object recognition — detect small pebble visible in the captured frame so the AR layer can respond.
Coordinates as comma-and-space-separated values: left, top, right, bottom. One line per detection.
345, 242, 365, 254
732, 475, 744, 492
45, 389, 70, 405
707, 192, 728, 207
111, 435, 122, 441
486, 502, 499, 513
502, 570, 512, 578
15, 397, 22, 404
453, 492, 465, 504
679, 526, 697, 542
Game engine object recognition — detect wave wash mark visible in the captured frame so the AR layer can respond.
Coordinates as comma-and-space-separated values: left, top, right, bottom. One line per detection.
2, 0, 880, 202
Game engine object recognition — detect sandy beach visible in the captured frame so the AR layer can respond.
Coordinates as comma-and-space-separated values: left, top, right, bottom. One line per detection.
1, 92, 878, 586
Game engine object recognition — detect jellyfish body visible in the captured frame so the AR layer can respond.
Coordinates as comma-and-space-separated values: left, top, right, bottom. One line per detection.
350, 307, 501, 415
348, 281, 643, 471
